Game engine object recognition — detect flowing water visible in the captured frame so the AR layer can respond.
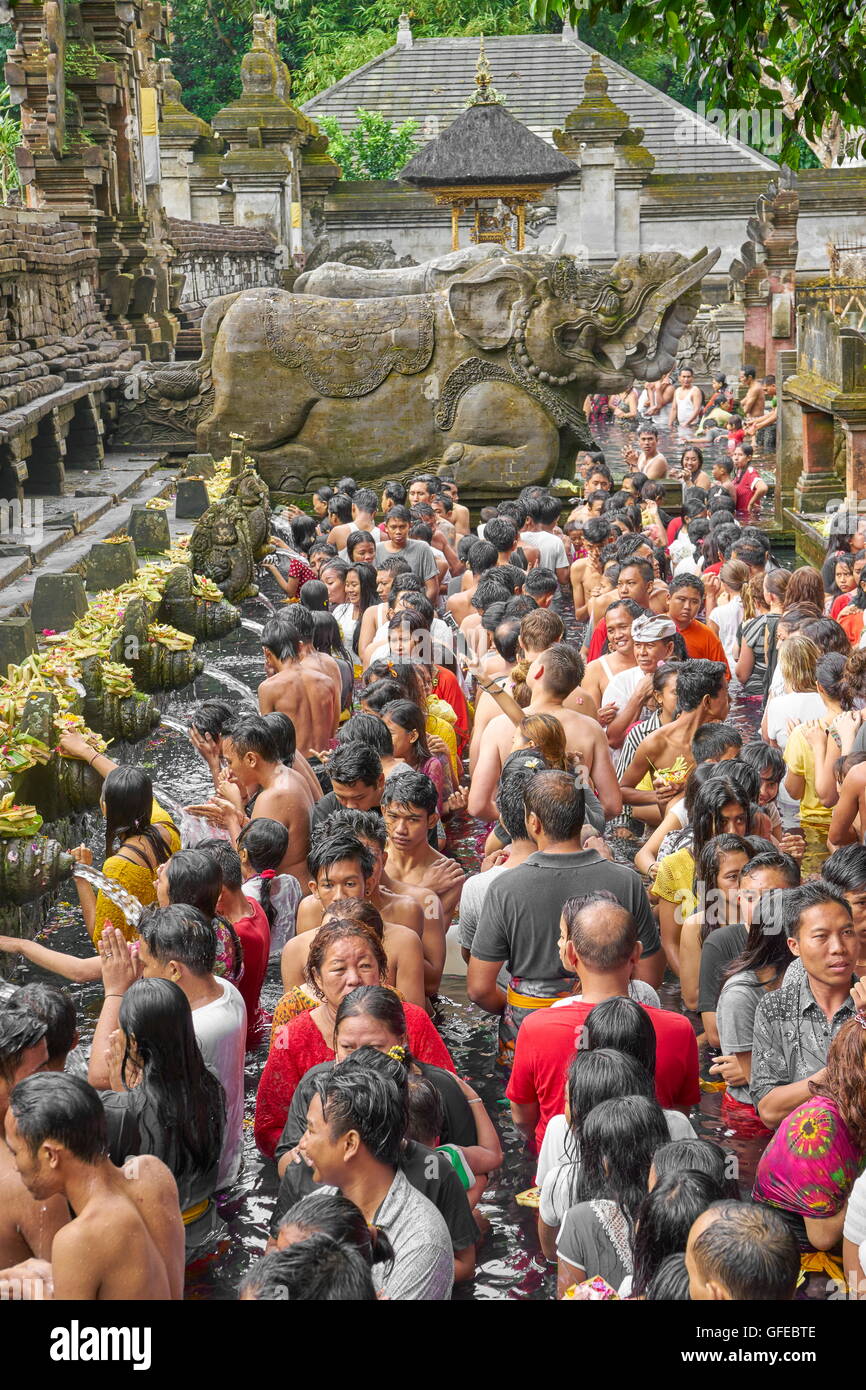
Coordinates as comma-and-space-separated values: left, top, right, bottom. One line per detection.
8, 545, 789, 1301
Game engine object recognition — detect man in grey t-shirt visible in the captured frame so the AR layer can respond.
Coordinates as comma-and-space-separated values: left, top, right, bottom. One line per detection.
299, 1059, 454, 1300
375, 505, 439, 601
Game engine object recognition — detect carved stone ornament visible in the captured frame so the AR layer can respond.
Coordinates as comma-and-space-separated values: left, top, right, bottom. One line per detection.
263, 290, 435, 397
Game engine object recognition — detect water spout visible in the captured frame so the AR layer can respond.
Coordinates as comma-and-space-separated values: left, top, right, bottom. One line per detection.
240, 619, 264, 637
200, 665, 257, 705
248, 590, 276, 616
72, 865, 143, 926
159, 715, 189, 736
153, 784, 185, 822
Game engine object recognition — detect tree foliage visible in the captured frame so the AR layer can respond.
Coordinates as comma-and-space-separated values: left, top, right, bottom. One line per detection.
318, 109, 419, 180
533, 0, 866, 166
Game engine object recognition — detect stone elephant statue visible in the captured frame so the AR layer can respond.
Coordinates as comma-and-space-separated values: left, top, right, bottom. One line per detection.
293, 243, 504, 298
197, 246, 719, 494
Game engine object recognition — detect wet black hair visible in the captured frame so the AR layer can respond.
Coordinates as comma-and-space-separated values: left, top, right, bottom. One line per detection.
0, 999, 47, 1084
236, 818, 288, 931
651, 1137, 739, 1198
327, 492, 353, 523
467, 539, 498, 576
582, 995, 657, 1078
189, 700, 235, 741
328, 808, 388, 849
118, 978, 224, 1188
691, 722, 742, 762
523, 568, 558, 599
632, 1170, 728, 1298
138, 903, 217, 976
645, 1252, 690, 1301
572, 1095, 669, 1233
308, 832, 374, 882
380, 768, 438, 817
10, 1072, 107, 1163
327, 742, 383, 789
299, 578, 330, 612
381, 698, 432, 766
197, 837, 243, 892
14, 984, 76, 1067
824, 843, 866, 895
483, 516, 518, 553
278, 1189, 393, 1270
346, 530, 375, 560
315, 1049, 407, 1168
492, 615, 523, 663
405, 1074, 445, 1147
382, 480, 406, 506
264, 711, 297, 767
336, 713, 394, 759
739, 740, 785, 786
675, 659, 727, 712
261, 618, 301, 663
561, 1047, 652, 1190
103, 765, 173, 868
263, 711, 296, 768
165, 847, 222, 918
361, 678, 408, 712
774, 879, 851, 941
691, 1201, 799, 1300
239, 1237, 376, 1301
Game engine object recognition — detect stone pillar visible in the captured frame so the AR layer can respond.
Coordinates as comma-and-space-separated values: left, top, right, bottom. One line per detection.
157, 60, 216, 221
776, 347, 802, 507
839, 412, 866, 507
794, 407, 840, 512
714, 303, 746, 380
553, 56, 654, 266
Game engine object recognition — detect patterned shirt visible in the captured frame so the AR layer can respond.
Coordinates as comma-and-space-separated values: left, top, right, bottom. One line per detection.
749, 959, 857, 1107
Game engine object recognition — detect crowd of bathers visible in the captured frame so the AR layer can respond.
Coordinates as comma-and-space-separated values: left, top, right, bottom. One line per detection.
1, 382, 866, 1302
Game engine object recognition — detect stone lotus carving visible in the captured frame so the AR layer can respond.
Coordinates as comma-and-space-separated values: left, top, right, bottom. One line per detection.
198, 246, 719, 493
159, 565, 241, 641
110, 598, 205, 692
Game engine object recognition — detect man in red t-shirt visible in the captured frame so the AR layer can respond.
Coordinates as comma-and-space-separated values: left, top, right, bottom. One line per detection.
200, 839, 272, 1051
667, 574, 729, 668
508, 899, 698, 1152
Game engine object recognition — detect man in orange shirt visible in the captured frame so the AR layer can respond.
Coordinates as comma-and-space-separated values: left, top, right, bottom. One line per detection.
668, 574, 729, 668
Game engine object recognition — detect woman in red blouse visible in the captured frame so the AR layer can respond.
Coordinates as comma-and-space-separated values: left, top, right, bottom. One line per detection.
254, 920, 454, 1157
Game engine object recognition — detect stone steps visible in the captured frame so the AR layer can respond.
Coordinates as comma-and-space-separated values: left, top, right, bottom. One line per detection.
0, 452, 180, 617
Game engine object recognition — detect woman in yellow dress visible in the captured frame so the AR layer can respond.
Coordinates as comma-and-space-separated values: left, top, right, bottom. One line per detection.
59, 729, 180, 944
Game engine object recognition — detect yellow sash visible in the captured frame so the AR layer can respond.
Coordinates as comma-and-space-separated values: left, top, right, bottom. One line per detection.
506, 986, 570, 1011
182, 1198, 210, 1227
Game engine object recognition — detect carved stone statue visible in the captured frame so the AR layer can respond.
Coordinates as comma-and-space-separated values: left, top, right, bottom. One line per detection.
294, 243, 502, 299
197, 246, 719, 494
190, 498, 259, 600
224, 465, 272, 558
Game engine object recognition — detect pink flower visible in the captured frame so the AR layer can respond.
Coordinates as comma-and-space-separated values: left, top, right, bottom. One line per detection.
41, 629, 56, 636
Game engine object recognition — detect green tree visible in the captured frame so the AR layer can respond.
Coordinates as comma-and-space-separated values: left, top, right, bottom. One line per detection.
534, 0, 866, 166
0, 86, 21, 204
318, 109, 419, 179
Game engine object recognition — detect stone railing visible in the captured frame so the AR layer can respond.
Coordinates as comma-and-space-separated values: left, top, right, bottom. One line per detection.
168, 218, 281, 307
0, 207, 141, 504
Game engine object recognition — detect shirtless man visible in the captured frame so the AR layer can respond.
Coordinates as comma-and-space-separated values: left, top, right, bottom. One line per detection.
468, 644, 621, 824
569, 517, 615, 624
738, 365, 765, 424
274, 605, 343, 724
283, 832, 428, 1006
440, 477, 471, 538
188, 714, 313, 883
0, 1004, 68, 1289
380, 770, 466, 924
620, 658, 729, 818
623, 426, 669, 479
258, 618, 339, 757
5, 1071, 184, 1300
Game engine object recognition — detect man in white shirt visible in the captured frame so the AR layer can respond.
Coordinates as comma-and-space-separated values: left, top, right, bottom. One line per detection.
519, 492, 569, 585
137, 905, 246, 1190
